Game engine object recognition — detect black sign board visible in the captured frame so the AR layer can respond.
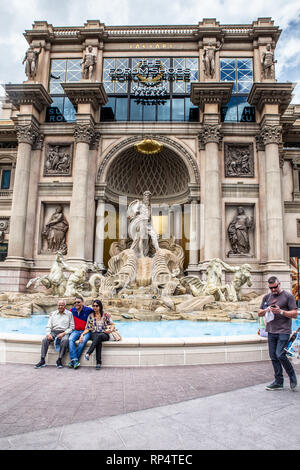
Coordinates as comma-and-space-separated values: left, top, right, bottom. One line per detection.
46, 106, 66, 123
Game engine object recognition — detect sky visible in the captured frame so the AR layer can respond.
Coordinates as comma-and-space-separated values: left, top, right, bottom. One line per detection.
0, 0, 300, 102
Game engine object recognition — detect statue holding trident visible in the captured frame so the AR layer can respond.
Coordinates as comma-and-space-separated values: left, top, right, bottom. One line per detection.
127, 190, 160, 258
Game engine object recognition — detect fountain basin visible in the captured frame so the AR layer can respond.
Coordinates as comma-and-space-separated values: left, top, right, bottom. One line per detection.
0, 315, 299, 367
0, 330, 269, 367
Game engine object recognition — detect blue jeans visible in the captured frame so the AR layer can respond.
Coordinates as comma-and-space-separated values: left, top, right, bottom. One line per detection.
69, 330, 91, 362
268, 333, 296, 384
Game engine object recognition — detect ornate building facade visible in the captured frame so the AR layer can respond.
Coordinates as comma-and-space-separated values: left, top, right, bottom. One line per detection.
0, 17, 299, 295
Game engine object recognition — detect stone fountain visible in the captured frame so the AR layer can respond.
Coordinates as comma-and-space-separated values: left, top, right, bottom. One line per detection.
0, 190, 262, 321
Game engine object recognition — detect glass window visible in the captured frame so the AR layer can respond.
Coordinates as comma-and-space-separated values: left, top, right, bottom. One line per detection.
221, 96, 238, 122
172, 98, 185, 121
1, 170, 11, 189
157, 100, 170, 121
103, 58, 129, 94
115, 98, 128, 121
102, 57, 199, 122
63, 97, 77, 122
185, 98, 199, 122
143, 103, 156, 121
130, 99, 143, 121
220, 58, 255, 123
46, 59, 81, 122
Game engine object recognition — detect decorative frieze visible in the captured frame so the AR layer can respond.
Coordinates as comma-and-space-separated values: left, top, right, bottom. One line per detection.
44, 143, 73, 176
224, 143, 254, 177
260, 125, 282, 145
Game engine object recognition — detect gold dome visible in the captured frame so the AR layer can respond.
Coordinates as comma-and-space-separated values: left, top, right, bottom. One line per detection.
134, 138, 163, 155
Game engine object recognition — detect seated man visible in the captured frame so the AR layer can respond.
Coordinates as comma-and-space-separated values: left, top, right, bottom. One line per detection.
35, 299, 74, 369
68, 296, 94, 369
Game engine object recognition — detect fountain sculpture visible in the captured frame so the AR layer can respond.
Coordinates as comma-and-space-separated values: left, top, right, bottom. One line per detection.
0, 191, 260, 321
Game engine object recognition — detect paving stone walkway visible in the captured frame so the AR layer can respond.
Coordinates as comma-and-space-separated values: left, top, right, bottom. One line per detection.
0, 361, 299, 450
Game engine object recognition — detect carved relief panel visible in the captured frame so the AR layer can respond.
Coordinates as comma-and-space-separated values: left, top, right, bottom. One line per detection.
40, 204, 69, 255
224, 143, 254, 178
44, 143, 73, 176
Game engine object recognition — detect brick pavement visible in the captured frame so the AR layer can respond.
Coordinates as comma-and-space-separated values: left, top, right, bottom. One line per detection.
0, 360, 299, 439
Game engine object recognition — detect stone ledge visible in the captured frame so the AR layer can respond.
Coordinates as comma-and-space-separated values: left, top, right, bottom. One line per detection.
0, 333, 268, 367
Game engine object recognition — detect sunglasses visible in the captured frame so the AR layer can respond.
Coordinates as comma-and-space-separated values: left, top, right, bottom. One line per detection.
269, 284, 279, 290
92, 304, 100, 307
74, 301, 82, 304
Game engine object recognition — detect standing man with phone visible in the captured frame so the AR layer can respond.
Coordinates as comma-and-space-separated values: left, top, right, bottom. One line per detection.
258, 276, 298, 391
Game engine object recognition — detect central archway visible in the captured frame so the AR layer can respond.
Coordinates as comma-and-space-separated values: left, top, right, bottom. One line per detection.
105, 144, 190, 202
95, 136, 200, 270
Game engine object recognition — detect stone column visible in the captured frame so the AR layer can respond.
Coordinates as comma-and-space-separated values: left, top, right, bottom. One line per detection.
190, 82, 232, 263
23, 133, 44, 263
260, 125, 284, 262
94, 198, 106, 270
188, 199, 200, 269
248, 82, 296, 288
4, 84, 52, 265
7, 122, 40, 261
199, 124, 223, 260
62, 82, 108, 264
67, 122, 95, 263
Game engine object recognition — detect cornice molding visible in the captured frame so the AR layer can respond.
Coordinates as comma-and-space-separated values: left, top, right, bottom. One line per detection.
61, 82, 108, 110
5, 83, 52, 113
190, 82, 233, 111
248, 82, 295, 115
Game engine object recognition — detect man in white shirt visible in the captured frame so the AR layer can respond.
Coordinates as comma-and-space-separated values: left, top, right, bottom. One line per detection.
34, 299, 74, 369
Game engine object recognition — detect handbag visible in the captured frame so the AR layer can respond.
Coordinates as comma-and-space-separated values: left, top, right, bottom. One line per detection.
106, 325, 122, 341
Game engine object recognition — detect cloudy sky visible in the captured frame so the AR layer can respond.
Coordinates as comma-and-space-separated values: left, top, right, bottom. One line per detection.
0, 0, 300, 101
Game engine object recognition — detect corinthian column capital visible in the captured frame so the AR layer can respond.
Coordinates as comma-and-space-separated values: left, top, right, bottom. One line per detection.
74, 123, 95, 144
198, 124, 223, 148
260, 125, 282, 146
16, 123, 40, 146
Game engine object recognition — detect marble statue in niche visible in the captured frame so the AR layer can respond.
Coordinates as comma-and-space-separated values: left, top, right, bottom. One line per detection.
227, 206, 254, 257
42, 206, 69, 255
224, 143, 254, 177
127, 190, 160, 258
44, 144, 73, 176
